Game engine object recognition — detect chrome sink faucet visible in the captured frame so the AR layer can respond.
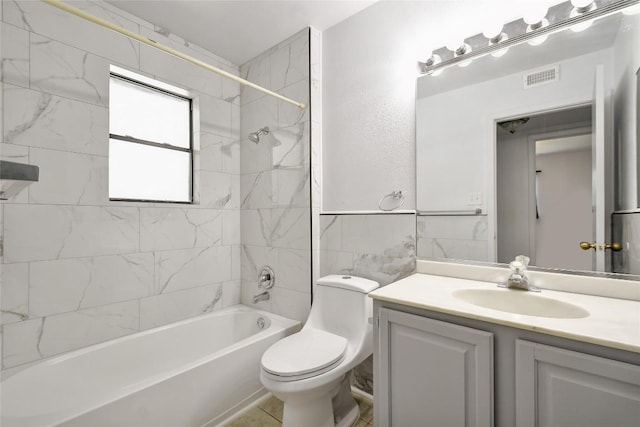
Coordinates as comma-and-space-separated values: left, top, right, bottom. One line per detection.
499, 255, 540, 292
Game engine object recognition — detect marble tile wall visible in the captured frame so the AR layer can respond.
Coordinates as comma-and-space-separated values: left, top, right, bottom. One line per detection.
239, 29, 314, 323
416, 215, 490, 262
0, 0, 242, 371
319, 213, 417, 393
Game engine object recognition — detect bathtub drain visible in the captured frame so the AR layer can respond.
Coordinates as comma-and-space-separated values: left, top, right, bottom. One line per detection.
257, 317, 266, 329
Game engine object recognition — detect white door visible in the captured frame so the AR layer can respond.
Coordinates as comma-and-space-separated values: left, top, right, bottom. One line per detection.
592, 65, 606, 271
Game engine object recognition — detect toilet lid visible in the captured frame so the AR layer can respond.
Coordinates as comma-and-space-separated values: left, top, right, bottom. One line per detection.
261, 329, 347, 378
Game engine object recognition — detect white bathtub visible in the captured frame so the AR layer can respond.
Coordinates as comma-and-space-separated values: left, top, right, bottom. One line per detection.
1, 305, 300, 427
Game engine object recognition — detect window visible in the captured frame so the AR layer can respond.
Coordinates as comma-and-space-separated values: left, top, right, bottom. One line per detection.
109, 71, 193, 203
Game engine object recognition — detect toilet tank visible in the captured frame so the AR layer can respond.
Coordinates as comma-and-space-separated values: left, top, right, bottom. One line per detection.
306, 275, 379, 342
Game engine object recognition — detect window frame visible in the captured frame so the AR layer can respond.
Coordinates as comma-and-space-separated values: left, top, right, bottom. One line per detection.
108, 72, 195, 204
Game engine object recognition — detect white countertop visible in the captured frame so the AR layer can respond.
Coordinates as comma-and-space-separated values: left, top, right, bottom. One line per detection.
369, 273, 640, 353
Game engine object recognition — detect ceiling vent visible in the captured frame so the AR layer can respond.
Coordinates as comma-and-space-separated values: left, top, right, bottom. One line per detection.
524, 65, 559, 89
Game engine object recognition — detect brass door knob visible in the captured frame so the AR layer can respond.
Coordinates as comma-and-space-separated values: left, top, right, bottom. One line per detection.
579, 241, 597, 251
579, 241, 622, 251
605, 242, 622, 251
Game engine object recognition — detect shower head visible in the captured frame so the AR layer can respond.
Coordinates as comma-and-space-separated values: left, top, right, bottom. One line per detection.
248, 126, 269, 144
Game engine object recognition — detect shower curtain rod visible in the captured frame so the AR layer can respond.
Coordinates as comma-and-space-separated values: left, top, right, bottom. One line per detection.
41, 0, 307, 110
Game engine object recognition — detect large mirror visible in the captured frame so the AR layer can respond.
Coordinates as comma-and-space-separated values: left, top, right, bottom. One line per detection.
416, 4, 639, 277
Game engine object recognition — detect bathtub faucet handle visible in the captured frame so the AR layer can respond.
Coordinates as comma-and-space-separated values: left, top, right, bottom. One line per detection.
258, 266, 275, 290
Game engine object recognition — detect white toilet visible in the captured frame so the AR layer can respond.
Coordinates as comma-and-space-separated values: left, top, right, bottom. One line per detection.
260, 275, 379, 427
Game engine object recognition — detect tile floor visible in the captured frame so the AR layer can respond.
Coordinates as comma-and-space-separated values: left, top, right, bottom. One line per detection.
225, 393, 374, 427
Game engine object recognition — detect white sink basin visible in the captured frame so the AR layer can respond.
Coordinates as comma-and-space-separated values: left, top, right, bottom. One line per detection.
452, 288, 590, 319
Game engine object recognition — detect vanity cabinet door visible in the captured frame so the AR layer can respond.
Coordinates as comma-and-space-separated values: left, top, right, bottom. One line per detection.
376, 308, 494, 427
516, 340, 640, 427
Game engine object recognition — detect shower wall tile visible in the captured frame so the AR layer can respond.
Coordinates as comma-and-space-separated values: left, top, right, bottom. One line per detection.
272, 122, 309, 168
154, 246, 232, 294
139, 36, 222, 99
278, 78, 310, 128
275, 167, 310, 208
29, 254, 154, 317
1, 263, 29, 325
241, 171, 275, 209
222, 137, 241, 174
199, 171, 236, 209
140, 208, 222, 252
241, 280, 272, 311
241, 209, 272, 247
28, 148, 108, 206
271, 208, 310, 250
240, 28, 313, 320
30, 34, 110, 106
223, 280, 242, 307
270, 31, 309, 91
3, 84, 109, 156
278, 248, 311, 293
2, 301, 139, 368
271, 287, 311, 323
231, 245, 242, 281
241, 244, 278, 284
199, 132, 224, 172
139, 283, 223, 330
1, 23, 29, 88
241, 95, 279, 141
222, 72, 241, 104
1, 0, 242, 371
240, 54, 270, 106
3, 0, 140, 68
0, 143, 29, 163
3, 205, 139, 263
199, 92, 234, 138
223, 210, 241, 245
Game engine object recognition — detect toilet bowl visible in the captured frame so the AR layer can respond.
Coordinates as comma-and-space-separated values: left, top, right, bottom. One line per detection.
260, 275, 379, 427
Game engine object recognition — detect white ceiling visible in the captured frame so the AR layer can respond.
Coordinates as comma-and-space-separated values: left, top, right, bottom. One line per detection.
105, 0, 377, 65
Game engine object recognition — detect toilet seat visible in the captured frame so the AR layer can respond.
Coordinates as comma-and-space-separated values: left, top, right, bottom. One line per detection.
261, 329, 347, 382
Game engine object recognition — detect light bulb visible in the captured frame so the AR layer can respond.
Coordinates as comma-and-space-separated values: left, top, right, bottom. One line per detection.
482, 23, 503, 41
526, 18, 549, 46
571, 0, 594, 10
523, 5, 548, 26
569, 0, 596, 32
446, 38, 465, 53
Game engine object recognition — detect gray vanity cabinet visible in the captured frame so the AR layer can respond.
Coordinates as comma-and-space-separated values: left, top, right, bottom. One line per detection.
515, 340, 640, 427
374, 302, 640, 427
375, 307, 494, 427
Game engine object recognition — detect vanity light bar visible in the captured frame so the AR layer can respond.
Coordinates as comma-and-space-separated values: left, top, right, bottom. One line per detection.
40, 0, 307, 110
419, 0, 639, 75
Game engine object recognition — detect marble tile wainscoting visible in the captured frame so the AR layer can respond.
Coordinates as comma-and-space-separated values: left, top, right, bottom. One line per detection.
416, 214, 490, 262
319, 212, 416, 393
0, 0, 244, 372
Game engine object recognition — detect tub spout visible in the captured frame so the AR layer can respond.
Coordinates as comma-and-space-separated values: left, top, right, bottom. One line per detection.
252, 291, 270, 304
